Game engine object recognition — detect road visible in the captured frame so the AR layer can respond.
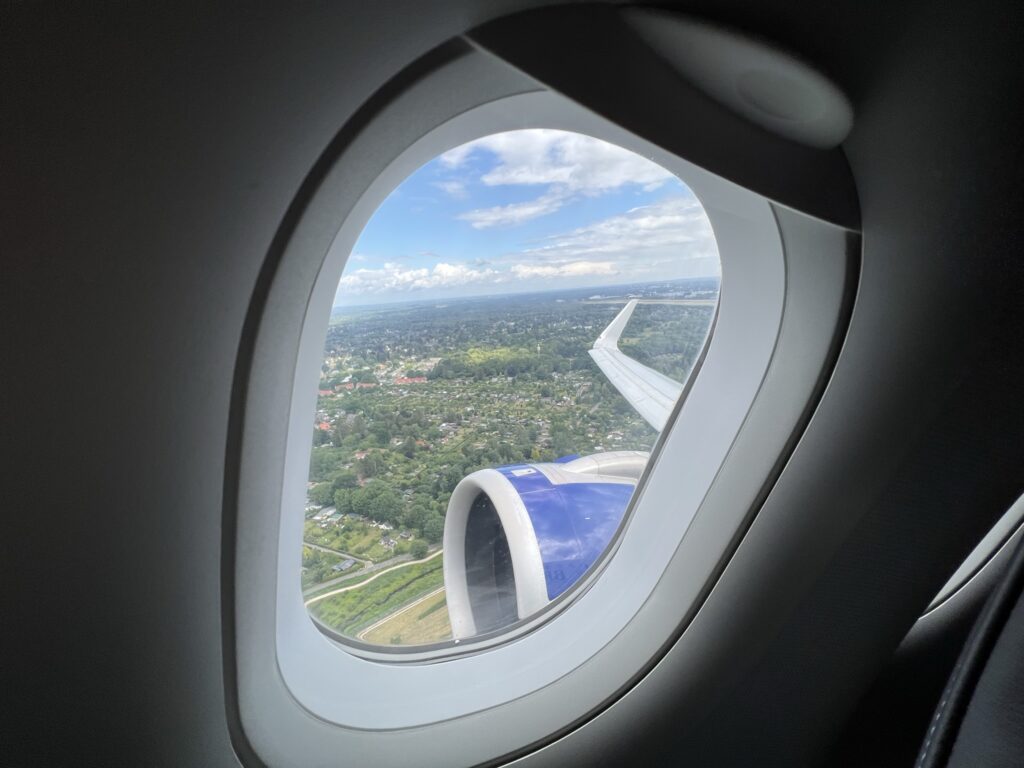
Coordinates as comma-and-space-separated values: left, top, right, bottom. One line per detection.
302, 543, 440, 597
302, 550, 411, 597
304, 548, 444, 607
302, 541, 370, 566
356, 586, 446, 640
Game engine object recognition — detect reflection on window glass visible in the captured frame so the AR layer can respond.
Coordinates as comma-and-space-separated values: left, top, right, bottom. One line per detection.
302, 130, 719, 647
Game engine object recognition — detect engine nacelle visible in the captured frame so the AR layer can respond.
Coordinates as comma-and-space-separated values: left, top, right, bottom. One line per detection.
443, 451, 649, 639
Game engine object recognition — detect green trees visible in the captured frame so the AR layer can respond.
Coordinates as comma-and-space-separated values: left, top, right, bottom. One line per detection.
423, 514, 445, 544
369, 488, 402, 525
410, 540, 429, 559
350, 487, 373, 518
357, 451, 386, 478
351, 369, 378, 384
550, 421, 575, 458
348, 483, 403, 526
402, 504, 431, 532
330, 469, 360, 490
308, 447, 346, 482
309, 291, 715, 569
429, 347, 565, 382
309, 482, 335, 507
301, 545, 349, 588
441, 465, 464, 494
617, 304, 714, 381
370, 423, 391, 447
333, 488, 352, 515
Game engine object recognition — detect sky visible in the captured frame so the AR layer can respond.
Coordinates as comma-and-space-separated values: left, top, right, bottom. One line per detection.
335, 129, 720, 307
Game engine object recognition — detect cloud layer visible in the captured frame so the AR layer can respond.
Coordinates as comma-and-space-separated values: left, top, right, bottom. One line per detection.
339, 130, 719, 301
339, 262, 498, 294
340, 196, 715, 296
456, 190, 568, 229
523, 196, 716, 261
444, 130, 675, 229
338, 259, 624, 295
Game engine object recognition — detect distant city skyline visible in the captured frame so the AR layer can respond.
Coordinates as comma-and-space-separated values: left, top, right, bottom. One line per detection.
335, 129, 720, 307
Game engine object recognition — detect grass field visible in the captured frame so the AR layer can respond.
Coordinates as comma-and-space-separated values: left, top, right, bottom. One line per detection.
462, 346, 528, 365
307, 556, 444, 636
301, 545, 363, 590
360, 588, 452, 646
304, 519, 409, 563
303, 566, 380, 598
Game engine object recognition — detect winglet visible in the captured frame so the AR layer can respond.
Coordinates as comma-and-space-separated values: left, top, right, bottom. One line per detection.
588, 300, 683, 432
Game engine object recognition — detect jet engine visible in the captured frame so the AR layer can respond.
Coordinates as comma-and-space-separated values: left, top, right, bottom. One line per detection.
442, 451, 649, 639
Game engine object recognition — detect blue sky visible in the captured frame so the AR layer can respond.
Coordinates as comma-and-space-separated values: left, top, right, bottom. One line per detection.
335, 130, 720, 306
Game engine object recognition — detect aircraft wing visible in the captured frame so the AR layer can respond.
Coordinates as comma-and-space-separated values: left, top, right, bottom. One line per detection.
588, 299, 683, 432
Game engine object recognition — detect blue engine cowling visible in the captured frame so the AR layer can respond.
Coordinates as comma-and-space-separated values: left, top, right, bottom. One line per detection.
442, 451, 649, 639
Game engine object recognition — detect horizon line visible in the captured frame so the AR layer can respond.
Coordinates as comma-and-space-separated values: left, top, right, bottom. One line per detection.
331, 275, 721, 312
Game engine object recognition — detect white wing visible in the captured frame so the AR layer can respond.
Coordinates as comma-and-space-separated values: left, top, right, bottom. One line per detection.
588, 299, 683, 432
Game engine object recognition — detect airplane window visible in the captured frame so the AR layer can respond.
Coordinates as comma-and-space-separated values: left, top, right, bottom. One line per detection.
301, 129, 720, 648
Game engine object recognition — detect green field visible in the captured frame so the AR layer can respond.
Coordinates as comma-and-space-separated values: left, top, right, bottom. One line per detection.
462, 346, 529, 365
308, 282, 718, 645
303, 564, 387, 598
304, 519, 412, 563
301, 545, 363, 590
307, 557, 445, 636
360, 588, 452, 646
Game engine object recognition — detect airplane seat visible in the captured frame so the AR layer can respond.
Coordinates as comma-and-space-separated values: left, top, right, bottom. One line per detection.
916, 532, 1024, 767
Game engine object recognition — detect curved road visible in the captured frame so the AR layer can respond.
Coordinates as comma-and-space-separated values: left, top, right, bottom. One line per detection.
304, 548, 444, 607
302, 543, 439, 597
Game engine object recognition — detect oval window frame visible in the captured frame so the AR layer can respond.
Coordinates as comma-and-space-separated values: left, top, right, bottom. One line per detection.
229, 42, 856, 768
304, 126, 722, 656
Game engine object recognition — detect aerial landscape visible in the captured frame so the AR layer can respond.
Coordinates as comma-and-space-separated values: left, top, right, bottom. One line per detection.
302, 278, 717, 645
298, 127, 720, 646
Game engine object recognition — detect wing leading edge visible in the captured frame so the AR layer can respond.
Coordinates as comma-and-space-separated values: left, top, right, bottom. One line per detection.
588, 299, 683, 432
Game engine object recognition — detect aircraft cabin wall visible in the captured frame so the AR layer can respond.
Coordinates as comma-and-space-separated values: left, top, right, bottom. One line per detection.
3, 2, 1022, 767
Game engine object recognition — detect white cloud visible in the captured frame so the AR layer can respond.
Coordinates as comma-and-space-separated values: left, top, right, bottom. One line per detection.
444, 129, 677, 228
339, 135, 720, 302
338, 261, 500, 295
509, 260, 618, 279
457, 190, 568, 229
521, 196, 717, 263
433, 180, 467, 199
339, 195, 719, 299
438, 143, 475, 168
337, 257, 622, 297
445, 130, 672, 192
484, 131, 672, 192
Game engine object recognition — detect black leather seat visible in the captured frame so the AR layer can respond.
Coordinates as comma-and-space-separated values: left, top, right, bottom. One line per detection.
917, 534, 1024, 767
